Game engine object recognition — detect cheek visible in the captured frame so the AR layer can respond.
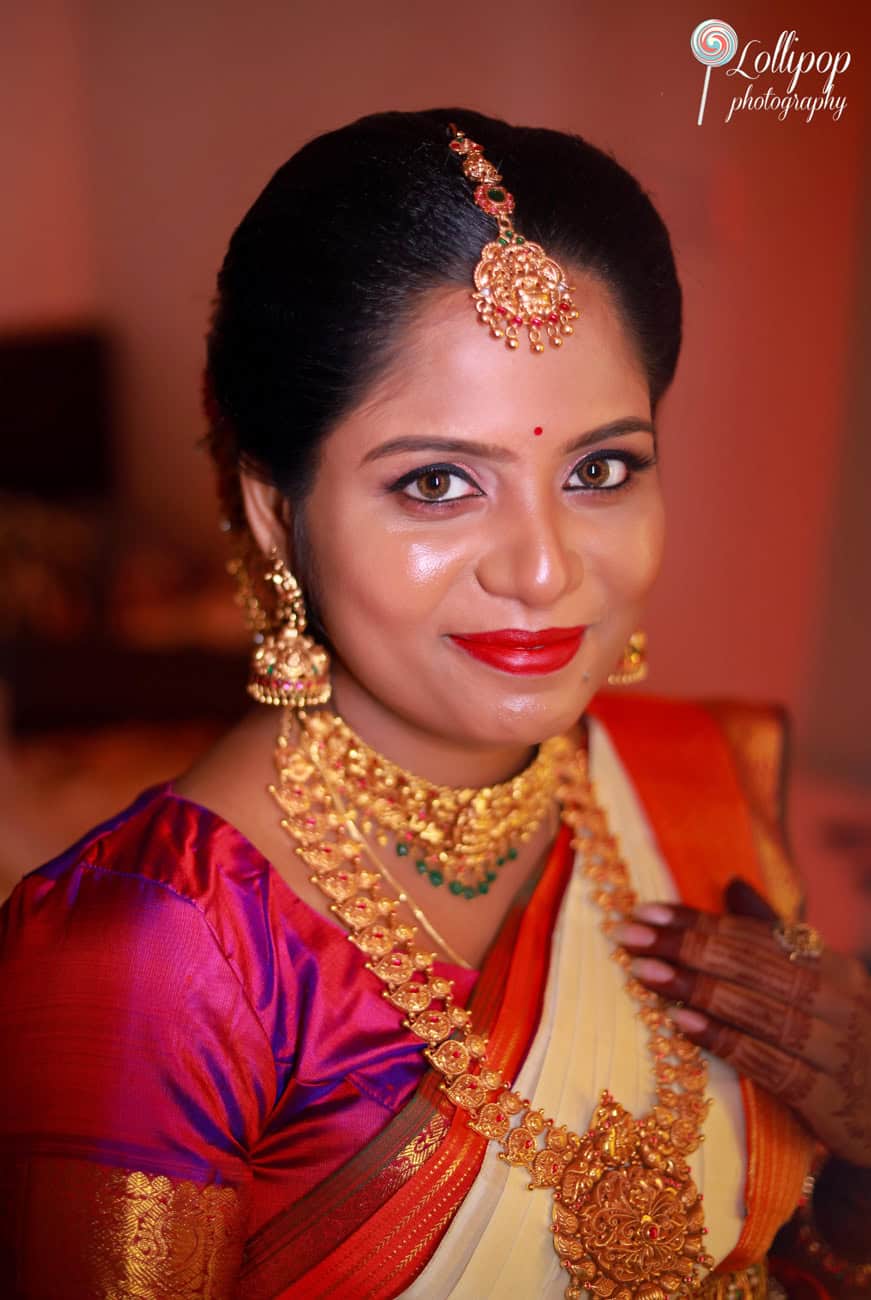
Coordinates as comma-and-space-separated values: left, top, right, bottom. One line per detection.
587, 497, 665, 600
310, 508, 469, 634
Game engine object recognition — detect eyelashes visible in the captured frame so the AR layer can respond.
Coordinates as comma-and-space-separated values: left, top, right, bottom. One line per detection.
386, 450, 657, 507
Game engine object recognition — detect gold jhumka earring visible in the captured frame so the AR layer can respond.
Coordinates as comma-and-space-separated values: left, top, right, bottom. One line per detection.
607, 630, 648, 686
230, 546, 331, 708
448, 123, 580, 353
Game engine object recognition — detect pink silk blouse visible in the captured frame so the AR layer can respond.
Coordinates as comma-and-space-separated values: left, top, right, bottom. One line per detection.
0, 784, 477, 1285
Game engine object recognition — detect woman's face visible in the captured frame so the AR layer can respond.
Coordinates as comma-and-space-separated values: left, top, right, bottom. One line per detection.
298, 272, 664, 749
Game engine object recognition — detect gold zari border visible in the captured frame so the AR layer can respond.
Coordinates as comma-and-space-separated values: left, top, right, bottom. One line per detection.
17, 1157, 245, 1298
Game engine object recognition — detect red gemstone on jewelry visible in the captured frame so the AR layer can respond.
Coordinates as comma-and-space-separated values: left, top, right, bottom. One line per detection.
549, 314, 558, 322
496, 306, 507, 315
513, 316, 523, 325
648, 1225, 660, 1240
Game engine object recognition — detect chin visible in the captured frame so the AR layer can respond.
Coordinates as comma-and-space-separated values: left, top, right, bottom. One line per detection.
464, 683, 598, 746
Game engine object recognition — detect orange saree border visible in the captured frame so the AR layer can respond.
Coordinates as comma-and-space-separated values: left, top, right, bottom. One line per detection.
243, 823, 575, 1300
588, 693, 815, 1274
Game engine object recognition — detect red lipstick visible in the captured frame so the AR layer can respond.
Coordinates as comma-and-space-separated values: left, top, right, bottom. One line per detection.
448, 626, 586, 676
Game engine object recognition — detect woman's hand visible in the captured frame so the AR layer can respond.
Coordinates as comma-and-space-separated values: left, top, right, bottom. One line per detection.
612, 879, 871, 1165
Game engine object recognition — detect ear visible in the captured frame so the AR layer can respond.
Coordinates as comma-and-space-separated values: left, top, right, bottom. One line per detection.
239, 470, 295, 562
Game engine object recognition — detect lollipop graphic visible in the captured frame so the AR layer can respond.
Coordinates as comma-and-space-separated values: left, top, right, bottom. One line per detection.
691, 19, 739, 125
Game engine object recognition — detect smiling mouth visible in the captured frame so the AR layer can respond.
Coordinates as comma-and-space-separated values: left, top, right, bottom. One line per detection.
448, 627, 586, 675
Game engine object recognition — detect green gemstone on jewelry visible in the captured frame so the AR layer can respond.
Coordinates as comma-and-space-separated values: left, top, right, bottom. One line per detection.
463, 887, 475, 899
487, 187, 506, 202
266, 664, 275, 675
507, 847, 518, 860
498, 236, 509, 246
449, 880, 463, 896
514, 235, 525, 244
396, 843, 409, 857
496, 856, 505, 866
486, 870, 497, 883
429, 870, 444, 887
478, 882, 489, 895
415, 860, 427, 874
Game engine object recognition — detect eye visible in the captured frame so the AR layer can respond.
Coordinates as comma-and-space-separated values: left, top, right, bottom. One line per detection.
394, 464, 482, 503
565, 452, 646, 492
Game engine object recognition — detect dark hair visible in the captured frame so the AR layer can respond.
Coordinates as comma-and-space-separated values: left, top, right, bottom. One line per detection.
205, 106, 681, 507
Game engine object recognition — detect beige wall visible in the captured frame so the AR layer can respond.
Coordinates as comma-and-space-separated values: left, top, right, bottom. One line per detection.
2, 0, 869, 790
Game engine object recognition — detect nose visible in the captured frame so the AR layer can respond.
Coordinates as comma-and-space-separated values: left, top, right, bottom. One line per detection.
474, 501, 584, 610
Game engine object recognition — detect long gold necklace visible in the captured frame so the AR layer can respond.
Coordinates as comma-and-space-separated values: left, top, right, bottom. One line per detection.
270, 707, 715, 1299
280, 708, 565, 897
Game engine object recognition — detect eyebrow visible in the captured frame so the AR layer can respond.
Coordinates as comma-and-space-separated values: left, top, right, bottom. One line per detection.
359, 418, 657, 467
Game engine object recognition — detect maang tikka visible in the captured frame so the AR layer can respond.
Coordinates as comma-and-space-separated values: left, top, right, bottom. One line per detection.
448, 123, 580, 354
231, 546, 332, 708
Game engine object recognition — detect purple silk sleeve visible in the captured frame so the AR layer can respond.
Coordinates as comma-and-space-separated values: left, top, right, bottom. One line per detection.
0, 786, 477, 1296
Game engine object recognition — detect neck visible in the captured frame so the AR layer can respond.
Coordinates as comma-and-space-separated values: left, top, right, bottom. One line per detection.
326, 663, 538, 788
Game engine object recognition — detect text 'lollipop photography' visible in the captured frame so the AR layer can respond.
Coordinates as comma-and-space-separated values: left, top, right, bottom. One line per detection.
690, 19, 851, 125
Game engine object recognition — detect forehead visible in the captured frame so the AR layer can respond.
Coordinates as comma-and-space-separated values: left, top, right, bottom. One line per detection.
343, 272, 650, 449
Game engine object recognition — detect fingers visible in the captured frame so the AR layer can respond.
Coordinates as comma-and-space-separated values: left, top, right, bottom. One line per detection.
666, 1008, 871, 1166
619, 909, 855, 1026
670, 1009, 822, 1107
630, 958, 840, 1072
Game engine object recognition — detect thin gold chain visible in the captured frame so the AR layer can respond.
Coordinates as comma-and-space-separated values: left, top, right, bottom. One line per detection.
323, 770, 473, 969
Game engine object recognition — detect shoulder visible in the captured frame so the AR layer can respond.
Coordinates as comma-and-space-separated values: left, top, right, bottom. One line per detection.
0, 786, 287, 1033
587, 691, 789, 809
3, 783, 272, 943
587, 691, 801, 915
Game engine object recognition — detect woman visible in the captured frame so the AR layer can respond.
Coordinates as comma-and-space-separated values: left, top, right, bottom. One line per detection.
1, 107, 869, 1299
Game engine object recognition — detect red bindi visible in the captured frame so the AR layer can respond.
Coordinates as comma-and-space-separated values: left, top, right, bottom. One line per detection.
533, 426, 543, 436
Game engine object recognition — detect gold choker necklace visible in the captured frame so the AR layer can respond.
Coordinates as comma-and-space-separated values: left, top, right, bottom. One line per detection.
274, 707, 566, 898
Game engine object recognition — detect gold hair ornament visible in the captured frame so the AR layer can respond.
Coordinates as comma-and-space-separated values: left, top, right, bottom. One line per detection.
448, 123, 580, 354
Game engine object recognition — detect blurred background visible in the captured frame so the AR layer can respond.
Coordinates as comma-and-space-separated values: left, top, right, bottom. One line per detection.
1, 0, 869, 955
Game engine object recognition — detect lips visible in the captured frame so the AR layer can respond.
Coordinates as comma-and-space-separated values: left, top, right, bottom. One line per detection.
448, 626, 586, 676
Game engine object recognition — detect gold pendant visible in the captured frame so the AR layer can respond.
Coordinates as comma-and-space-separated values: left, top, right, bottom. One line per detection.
553, 1095, 709, 1299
